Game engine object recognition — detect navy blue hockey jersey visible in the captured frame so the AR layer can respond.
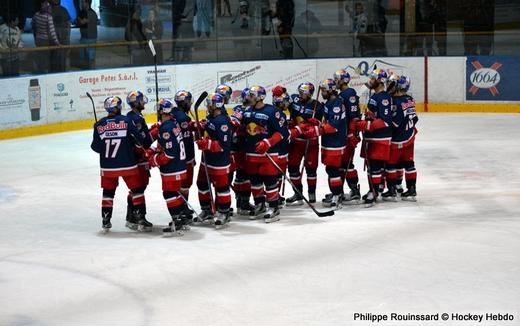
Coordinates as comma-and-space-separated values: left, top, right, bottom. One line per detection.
127, 110, 153, 149
338, 88, 361, 122
243, 104, 284, 157
202, 113, 232, 170
171, 109, 195, 163
391, 95, 418, 145
365, 91, 393, 141
322, 96, 347, 149
91, 115, 140, 177
157, 119, 187, 178
231, 104, 248, 153
277, 109, 290, 156
289, 94, 324, 140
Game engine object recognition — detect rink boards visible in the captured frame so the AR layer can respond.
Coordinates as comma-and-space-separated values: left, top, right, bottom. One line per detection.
0, 56, 519, 140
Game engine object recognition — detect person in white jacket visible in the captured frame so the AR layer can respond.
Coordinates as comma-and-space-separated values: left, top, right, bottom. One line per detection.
0, 16, 23, 77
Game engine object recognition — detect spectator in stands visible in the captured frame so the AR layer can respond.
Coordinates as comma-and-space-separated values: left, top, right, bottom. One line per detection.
463, 0, 495, 55
76, 0, 98, 69
0, 15, 23, 77
216, 0, 232, 17
274, 0, 295, 59
32, 0, 60, 73
168, 0, 187, 62
193, 0, 213, 38
51, 0, 71, 72
144, 8, 163, 64
415, 0, 447, 56
347, 2, 368, 56
125, 6, 147, 66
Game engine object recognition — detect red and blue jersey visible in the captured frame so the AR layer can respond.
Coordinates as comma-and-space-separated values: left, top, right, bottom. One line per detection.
338, 88, 361, 122
203, 114, 232, 171
231, 104, 248, 153
91, 115, 140, 177
157, 119, 187, 179
366, 91, 393, 141
171, 109, 195, 163
243, 104, 283, 157
391, 95, 418, 146
277, 109, 290, 156
127, 110, 153, 149
322, 96, 347, 150
289, 95, 324, 140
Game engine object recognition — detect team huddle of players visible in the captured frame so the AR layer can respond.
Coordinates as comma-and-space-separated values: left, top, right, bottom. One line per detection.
91, 68, 418, 236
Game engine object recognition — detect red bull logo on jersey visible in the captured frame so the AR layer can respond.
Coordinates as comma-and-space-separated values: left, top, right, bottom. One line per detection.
469, 60, 502, 96
97, 121, 128, 134
246, 122, 267, 136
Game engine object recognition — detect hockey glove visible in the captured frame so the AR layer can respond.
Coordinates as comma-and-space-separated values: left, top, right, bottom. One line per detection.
148, 152, 171, 168
347, 134, 361, 148
355, 119, 387, 132
150, 122, 161, 140
289, 124, 305, 140
196, 137, 223, 152
255, 132, 283, 154
321, 122, 337, 135
307, 117, 321, 126
303, 125, 321, 138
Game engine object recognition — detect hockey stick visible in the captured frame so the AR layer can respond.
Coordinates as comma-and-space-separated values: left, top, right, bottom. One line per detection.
178, 192, 200, 220
265, 153, 334, 218
86, 92, 97, 122
147, 40, 160, 122
193, 91, 216, 215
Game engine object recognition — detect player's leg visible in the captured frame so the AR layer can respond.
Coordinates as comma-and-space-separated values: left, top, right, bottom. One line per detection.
286, 141, 305, 205
100, 176, 118, 232
180, 161, 195, 216
162, 183, 185, 235
304, 142, 319, 203
126, 166, 150, 230
196, 165, 213, 221
363, 159, 385, 205
261, 160, 281, 222
234, 169, 254, 215
214, 174, 232, 227
123, 173, 151, 232
324, 162, 343, 208
401, 142, 417, 201
382, 146, 400, 202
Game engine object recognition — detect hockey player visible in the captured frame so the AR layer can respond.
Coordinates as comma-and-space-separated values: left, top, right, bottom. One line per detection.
173, 90, 196, 217
125, 90, 154, 231
230, 88, 255, 215
215, 84, 233, 109
383, 74, 418, 201
147, 98, 189, 235
323, 69, 362, 204
91, 96, 149, 232
271, 85, 292, 206
286, 82, 324, 205
195, 93, 233, 227
242, 85, 284, 222
304, 79, 346, 208
352, 69, 393, 205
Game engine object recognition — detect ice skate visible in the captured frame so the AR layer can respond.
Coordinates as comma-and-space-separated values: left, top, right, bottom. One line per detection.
401, 186, 417, 202
163, 216, 184, 237
238, 198, 255, 216
362, 191, 377, 208
125, 206, 138, 231
101, 210, 112, 233
249, 202, 266, 220
324, 194, 342, 209
308, 192, 316, 203
382, 186, 398, 202
342, 186, 361, 205
263, 206, 280, 223
134, 210, 153, 232
214, 211, 231, 229
193, 209, 214, 223
286, 193, 304, 206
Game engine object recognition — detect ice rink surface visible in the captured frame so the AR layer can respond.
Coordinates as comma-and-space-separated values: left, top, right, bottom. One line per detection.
0, 113, 519, 326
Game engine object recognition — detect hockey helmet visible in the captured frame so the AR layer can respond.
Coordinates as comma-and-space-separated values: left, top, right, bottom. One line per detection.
248, 85, 267, 102
206, 93, 225, 109
333, 69, 351, 84
215, 84, 233, 100
126, 91, 148, 107
104, 96, 123, 113
159, 98, 176, 114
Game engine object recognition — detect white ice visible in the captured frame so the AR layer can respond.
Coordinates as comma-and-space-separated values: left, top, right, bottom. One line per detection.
0, 113, 519, 326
